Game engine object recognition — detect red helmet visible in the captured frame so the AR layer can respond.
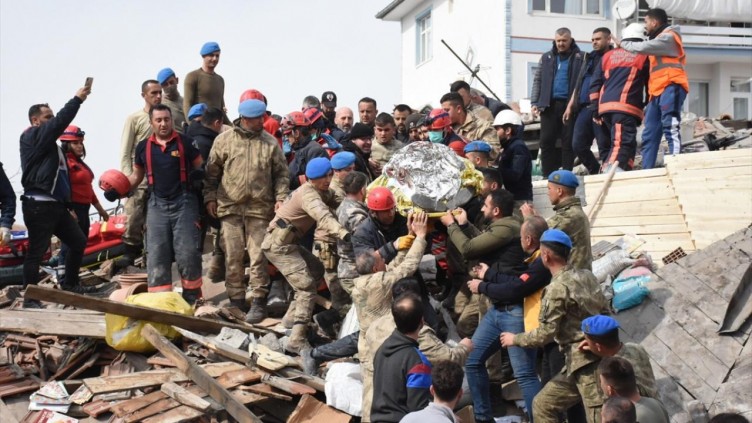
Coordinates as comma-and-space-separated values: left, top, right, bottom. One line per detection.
426, 109, 451, 130
303, 107, 324, 124
367, 187, 396, 211
239, 89, 265, 104
280, 111, 310, 134
60, 125, 85, 142
99, 169, 131, 198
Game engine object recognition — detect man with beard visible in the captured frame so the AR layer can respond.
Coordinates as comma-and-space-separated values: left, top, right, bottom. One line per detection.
492, 110, 533, 215
157, 68, 186, 132
335, 107, 354, 133
531, 28, 584, 176
282, 111, 327, 190
393, 104, 413, 143
339, 123, 376, 181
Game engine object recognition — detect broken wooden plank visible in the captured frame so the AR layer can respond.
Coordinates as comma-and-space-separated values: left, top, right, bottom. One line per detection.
84, 362, 244, 394
161, 382, 211, 412
24, 285, 266, 335
242, 383, 293, 401
141, 405, 205, 423
287, 394, 352, 423
124, 397, 180, 422
140, 324, 261, 423
261, 374, 316, 396
216, 368, 263, 388
0, 309, 106, 338
111, 390, 167, 417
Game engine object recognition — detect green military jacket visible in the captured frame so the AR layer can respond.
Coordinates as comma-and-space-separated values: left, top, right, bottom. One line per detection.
548, 196, 593, 271
616, 342, 658, 399
514, 266, 608, 375
447, 216, 520, 262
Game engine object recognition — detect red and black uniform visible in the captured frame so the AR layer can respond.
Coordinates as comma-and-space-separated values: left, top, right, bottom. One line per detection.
589, 48, 650, 170
59, 153, 100, 264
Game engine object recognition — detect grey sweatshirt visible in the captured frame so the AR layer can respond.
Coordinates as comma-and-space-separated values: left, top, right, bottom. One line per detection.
621, 25, 683, 57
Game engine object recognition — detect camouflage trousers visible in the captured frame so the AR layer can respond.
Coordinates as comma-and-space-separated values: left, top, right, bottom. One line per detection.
221, 215, 270, 301
455, 286, 480, 338
262, 228, 324, 324
360, 360, 374, 423
533, 360, 604, 423
122, 181, 148, 248
313, 241, 351, 316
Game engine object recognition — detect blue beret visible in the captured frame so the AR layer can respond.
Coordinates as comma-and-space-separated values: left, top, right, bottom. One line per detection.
306, 157, 332, 179
188, 103, 207, 120
200, 41, 220, 56
540, 229, 572, 249
331, 152, 356, 170
582, 315, 620, 336
238, 99, 266, 118
464, 140, 492, 154
157, 68, 175, 85
548, 170, 579, 188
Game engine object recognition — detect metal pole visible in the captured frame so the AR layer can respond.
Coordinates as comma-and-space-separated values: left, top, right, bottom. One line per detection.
441, 39, 503, 102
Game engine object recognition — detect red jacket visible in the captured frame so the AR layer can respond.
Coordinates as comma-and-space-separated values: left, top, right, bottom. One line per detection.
589, 48, 650, 120
66, 153, 99, 205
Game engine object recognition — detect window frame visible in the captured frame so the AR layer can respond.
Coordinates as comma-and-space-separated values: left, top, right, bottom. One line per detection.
684, 80, 709, 118
415, 8, 433, 67
530, 0, 607, 17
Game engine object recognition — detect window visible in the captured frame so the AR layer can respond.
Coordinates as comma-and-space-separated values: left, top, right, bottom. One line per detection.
685, 81, 708, 117
531, 0, 604, 15
527, 63, 540, 98
731, 78, 751, 119
416, 10, 432, 65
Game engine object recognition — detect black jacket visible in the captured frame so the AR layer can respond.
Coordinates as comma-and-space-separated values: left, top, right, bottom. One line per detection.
339, 137, 376, 181
497, 136, 533, 201
288, 137, 328, 190
190, 124, 219, 163
371, 329, 432, 423
480, 254, 552, 307
20, 97, 81, 200
570, 47, 612, 110
531, 41, 584, 109
485, 96, 512, 117
0, 163, 16, 228
352, 213, 408, 264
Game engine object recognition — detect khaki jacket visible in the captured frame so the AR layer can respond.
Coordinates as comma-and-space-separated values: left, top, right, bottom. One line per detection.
549, 196, 593, 270
616, 342, 658, 399
370, 138, 405, 167
272, 182, 347, 241
454, 112, 499, 155
204, 126, 289, 220
119, 109, 152, 174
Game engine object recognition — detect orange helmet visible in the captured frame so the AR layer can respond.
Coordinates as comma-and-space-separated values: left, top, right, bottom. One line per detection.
367, 187, 396, 211
303, 107, 324, 124
280, 111, 310, 134
60, 125, 85, 142
239, 89, 265, 104
426, 109, 451, 130
99, 169, 131, 198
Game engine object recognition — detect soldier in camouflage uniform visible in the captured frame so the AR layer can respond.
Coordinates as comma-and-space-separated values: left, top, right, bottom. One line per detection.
336, 171, 370, 295
580, 315, 658, 399
521, 169, 593, 270
500, 229, 609, 423
440, 92, 499, 156
311, 151, 357, 329
353, 211, 428, 423
204, 99, 290, 323
262, 157, 350, 353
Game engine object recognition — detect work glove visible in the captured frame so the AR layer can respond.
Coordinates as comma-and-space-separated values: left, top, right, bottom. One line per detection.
0, 227, 10, 247
104, 189, 120, 202
396, 235, 416, 251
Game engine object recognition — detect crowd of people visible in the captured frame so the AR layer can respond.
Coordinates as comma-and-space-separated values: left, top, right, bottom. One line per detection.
0, 7, 745, 423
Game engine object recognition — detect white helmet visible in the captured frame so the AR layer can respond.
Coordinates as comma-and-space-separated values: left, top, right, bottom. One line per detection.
493, 109, 522, 127
622, 23, 646, 41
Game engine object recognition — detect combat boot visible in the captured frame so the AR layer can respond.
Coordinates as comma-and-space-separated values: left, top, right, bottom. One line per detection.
182, 288, 203, 306
206, 253, 226, 282
229, 298, 248, 313
313, 309, 341, 339
281, 299, 296, 329
301, 348, 319, 376
245, 297, 268, 324
285, 324, 310, 354
115, 243, 142, 269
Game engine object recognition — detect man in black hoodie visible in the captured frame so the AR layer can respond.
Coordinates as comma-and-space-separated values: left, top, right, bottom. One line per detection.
20, 84, 93, 298
371, 293, 432, 423
339, 123, 376, 181
531, 27, 584, 176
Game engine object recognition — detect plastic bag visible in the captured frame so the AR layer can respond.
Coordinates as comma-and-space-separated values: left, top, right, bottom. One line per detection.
611, 271, 651, 313
592, 249, 635, 284
105, 292, 193, 352
325, 362, 363, 416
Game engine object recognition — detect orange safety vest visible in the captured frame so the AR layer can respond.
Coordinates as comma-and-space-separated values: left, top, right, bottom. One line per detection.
648, 29, 690, 98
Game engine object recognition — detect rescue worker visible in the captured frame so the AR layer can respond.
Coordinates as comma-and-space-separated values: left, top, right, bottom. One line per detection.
283, 111, 327, 190
500, 229, 609, 423
183, 41, 229, 124
565, 28, 613, 176
621, 8, 689, 169
262, 157, 351, 353
303, 107, 342, 158
340, 123, 376, 181
239, 89, 283, 148
118, 80, 162, 268
425, 108, 468, 157
589, 23, 650, 172
370, 113, 404, 173
184, 103, 206, 137
329, 151, 355, 201
492, 110, 533, 214
336, 171, 370, 296
157, 68, 186, 132
354, 211, 429, 423
352, 187, 409, 264
204, 99, 290, 322
119, 104, 205, 304
464, 141, 492, 168
450, 80, 494, 123
440, 92, 498, 157
521, 170, 593, 270
405, 113, 424, 143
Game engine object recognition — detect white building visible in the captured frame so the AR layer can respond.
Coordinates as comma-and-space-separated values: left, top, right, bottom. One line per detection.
376, 0, 752, 119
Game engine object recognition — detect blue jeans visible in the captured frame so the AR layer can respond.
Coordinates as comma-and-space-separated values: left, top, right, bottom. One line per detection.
146, 192, 203, 292
466, 304, 541, 422
572, 107, 611, 174
641, 84, 687, 169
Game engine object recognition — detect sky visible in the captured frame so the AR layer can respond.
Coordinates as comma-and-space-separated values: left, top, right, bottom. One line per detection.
0, 0, 401, 213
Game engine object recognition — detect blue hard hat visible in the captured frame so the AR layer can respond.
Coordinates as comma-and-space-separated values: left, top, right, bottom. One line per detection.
548, 170, 579, 188
331, 151, 356, 170
582, 315, 620, 336
188, 103, 207, 121
306, 157, 332, 179
238, 99, 266, 119
200, 41, 220, 56
540, 229, 572, 249
157, 68, 175, 85
464, 140, 492, 154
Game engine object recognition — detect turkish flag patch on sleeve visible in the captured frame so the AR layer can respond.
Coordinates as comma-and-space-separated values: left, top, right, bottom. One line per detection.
520, 273, 530, 282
